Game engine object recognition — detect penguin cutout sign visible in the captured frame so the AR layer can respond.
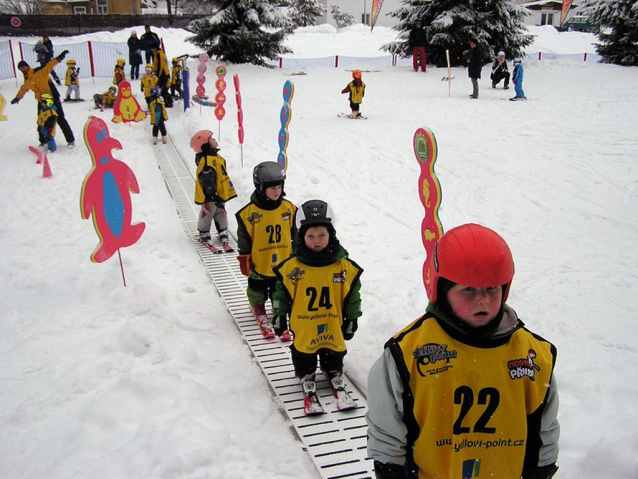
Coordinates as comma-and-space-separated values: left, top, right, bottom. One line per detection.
0, 84, 8, 121
81, 116, 145, 284
112, 81, 146, 123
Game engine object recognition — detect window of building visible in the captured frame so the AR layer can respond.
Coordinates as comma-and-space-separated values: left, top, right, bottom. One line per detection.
97, 0, 108, 14
74, 6, 87, 14
541, 13, 554, 26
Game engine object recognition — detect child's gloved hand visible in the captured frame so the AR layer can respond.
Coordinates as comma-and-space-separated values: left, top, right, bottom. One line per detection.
341, 318, 358, 340
237, 254, 251, 276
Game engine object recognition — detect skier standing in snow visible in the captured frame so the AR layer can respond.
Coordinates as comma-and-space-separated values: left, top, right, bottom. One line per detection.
41, 35, 62, 85
511, 58, 527, 101
140, 24, 160, 65
113, 58, 126, 86
148, 86, 168, 145
170, 57, 183, 100
140, 63, 159, 106
127, 31, 143, 80
491, 51, 510, 89
37, 93, 58, 153
341, 70, 366, 118
11, 53, 76, 148
366, 223, 559, 479
272, 200, 363, 414
151, 44, 173, 108
408, 21, 427, 72
463, 38, 482, 99
64, 59, 80, 101
189, 130, 237, 251
236, 162, 298, 339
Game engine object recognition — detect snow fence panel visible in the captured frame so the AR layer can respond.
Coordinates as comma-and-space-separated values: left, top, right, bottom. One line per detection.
0, 40, 14, 80
19, 41, 91, 79
90, 41, 128, 78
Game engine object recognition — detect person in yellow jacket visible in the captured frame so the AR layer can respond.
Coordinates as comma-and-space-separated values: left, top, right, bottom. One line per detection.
151, 44, 172, 107
341, 70, 366, 118
37, 93, 58, 152
235, 162, 298, 338
189, 130, 237, 250
273, 200, 363, 415
113, 58, 126, 85
11, 52, 76, 148
366, 224, 560, 479
170, 57, 183, 99
140, 63, 158, 105
93, 86, 117, 111
64, 59, 80, 101
148, 86, 168, 145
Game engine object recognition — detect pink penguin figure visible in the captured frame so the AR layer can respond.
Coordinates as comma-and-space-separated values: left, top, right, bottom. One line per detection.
81, 116, 145, 263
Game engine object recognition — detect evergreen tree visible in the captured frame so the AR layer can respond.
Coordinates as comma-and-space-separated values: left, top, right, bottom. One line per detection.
288, 0, 326, 28
585, 0, 638, 66
330, 4, 356, 28
382, 0, 533, 67
188, 0, 293, 67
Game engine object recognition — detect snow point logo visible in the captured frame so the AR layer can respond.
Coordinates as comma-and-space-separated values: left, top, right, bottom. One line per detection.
317, 323, 328, 335
333, 270, 347, 283
282, 209, 292, 221
287, 267, 305, 285
247, 211, 262, 225
507, 349, 541, 381
413, 342, 457, 377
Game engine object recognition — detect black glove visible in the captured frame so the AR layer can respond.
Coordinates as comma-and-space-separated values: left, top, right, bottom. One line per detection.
57, 50, 69, 61
341, 318, 358, 340
10, 97, 20, 105
272, 315, 288, 336
521, 464, 558, 479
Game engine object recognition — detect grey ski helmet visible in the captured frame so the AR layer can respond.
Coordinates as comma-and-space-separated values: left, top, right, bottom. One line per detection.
253, 161, 286, 193
296, 199, 335, 230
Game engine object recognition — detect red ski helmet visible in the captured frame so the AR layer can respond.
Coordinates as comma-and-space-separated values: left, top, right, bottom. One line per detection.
352, 70, 362, 80
427, 223, 515, 303
190, 130, 214, 153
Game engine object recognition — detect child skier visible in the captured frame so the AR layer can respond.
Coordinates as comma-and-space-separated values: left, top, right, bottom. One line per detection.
511, 58, 527, 101
140, 63, 158, 105
113, 58, 126, 86
64, 59, 80, 101
341, 70, 366, 118
93, 86, 117, 111
37, 93, 58, 152
236, 162, 298, 340
273, 200, 363, 415
491, 51, 510, 89
148, 86, 168, 145
366, 223, 559, 479
170, 57, 183, 99
189, 130, 237, 252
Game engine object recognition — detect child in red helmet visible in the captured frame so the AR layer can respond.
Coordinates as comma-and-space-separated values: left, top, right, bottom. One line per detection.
367, 224, 559, 479
190, 130, 237, 251
341, 70, 366, 118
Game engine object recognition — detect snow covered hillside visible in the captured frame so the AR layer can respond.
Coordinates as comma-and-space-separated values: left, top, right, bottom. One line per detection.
1, 24, 637, 478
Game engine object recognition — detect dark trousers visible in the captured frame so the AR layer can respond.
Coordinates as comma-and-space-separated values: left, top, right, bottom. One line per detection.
290, 345, 346, 380
491, 71, 510, 87
130, 64, 140, 80
152, 119, 167, 137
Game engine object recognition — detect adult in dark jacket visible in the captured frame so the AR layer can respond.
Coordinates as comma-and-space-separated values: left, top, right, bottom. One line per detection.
140, 25, 160, 64
127, 31, 143, 80
464, 38, 482, 99
408, 21, 427, 72
491, 51, 510, 89
41, 35, 61, 85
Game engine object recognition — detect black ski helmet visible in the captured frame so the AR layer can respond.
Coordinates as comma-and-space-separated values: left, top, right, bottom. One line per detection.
296, 199, 334, 230
253, 161, 286, 194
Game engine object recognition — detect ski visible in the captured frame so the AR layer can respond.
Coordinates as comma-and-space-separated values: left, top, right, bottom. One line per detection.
302, 380, 325, 416
337, 113, 368, 120
196, 236, 223, 254
221, 243, 235, 253
329, 374, 357, 411
279, 330, 293, 342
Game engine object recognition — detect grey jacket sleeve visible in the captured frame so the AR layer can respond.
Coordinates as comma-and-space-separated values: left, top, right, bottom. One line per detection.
366, 347, 409, 466
537, 374, 560, 467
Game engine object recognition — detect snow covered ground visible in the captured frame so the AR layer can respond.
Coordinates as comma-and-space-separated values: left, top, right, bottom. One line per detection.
1, 24, 637, 478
